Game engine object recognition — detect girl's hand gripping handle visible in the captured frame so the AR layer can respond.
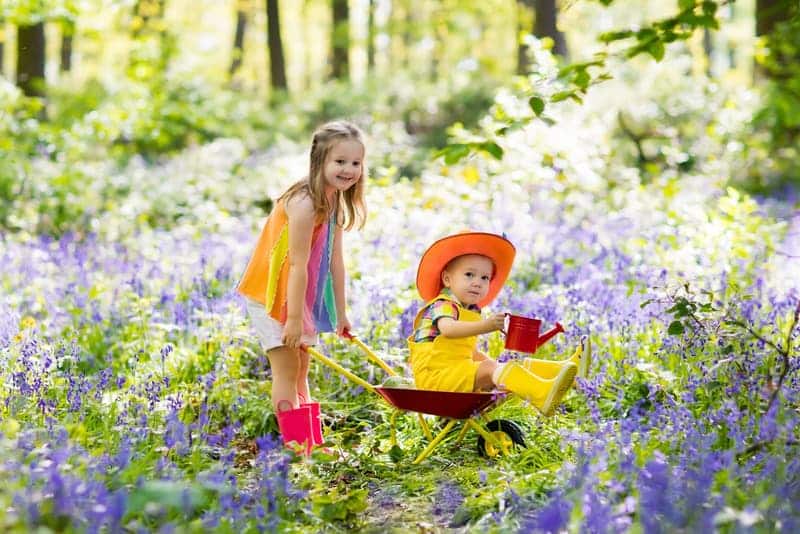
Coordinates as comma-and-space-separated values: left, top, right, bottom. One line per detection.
336, 316, 352, 337
282, 318, 303, 348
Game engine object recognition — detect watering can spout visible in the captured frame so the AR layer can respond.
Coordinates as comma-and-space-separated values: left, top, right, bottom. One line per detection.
537, 322, 565, 346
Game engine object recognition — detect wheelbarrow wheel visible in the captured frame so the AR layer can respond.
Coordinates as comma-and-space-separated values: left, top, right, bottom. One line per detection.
477, 419, 526, 458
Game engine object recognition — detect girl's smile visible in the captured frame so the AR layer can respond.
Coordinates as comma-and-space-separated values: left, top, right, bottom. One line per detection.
324, 139, 364, 194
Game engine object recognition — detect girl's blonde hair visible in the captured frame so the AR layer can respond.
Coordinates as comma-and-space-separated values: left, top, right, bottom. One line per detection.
280, 120, 367, 231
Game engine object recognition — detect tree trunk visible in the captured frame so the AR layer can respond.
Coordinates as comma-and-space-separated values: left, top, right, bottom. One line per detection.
703, 27, 713, 76
726, 3, 736, 70
534, 0, 567, 58
132, 0, 165, 39
129, 0, 169, 76
755, 0, 783, 37
266, 0, 287, 91
516, 0, 535, 74
387, 0, 403, 74
60, 20, 75, 73
302, 0, 313, 90
755, 0, 796, 78
429, 9, 441, 82
0, 21, 6, 76
330, 0, 349, 79
230, 8, 247, 76
366, 0, 376, 72
16, 23, 46, 97
402, 1, 412, 71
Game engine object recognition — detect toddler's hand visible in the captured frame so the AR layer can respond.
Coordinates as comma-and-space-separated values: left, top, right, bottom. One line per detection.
487, 312, 506, 332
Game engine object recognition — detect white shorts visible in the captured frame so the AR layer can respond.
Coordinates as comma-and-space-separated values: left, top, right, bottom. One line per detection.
245, 298, 318, 351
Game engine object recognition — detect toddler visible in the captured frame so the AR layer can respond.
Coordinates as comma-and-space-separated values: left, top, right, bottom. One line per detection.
408, 231, 585, 416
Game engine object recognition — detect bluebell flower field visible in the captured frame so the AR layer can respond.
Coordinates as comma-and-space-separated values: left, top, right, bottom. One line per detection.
2, 1, 799, 531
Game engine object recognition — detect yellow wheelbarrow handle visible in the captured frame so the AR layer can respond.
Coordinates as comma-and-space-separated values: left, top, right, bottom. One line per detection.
341, 330, 399, 377
305, 333, 434, 443
304, 345, 376, 394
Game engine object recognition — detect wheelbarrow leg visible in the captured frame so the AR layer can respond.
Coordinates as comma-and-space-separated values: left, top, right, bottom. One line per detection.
453, 420, 471, 446
417, 414, 433, 441
389, 410, 399, 447
412, 419, 458, 465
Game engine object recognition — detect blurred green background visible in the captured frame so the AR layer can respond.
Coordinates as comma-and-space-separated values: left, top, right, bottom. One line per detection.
1, 0, 798, 237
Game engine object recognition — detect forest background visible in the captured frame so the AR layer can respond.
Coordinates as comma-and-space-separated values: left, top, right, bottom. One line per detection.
1, 0, 799, 532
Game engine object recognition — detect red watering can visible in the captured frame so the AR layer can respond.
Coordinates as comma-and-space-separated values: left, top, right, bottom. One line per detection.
504, 314, 564, 354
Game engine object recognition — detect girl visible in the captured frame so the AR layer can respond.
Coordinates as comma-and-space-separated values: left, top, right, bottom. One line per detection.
238, 120, 367, 453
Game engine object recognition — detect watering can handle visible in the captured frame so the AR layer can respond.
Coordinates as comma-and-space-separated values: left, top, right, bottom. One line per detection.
501, 313, 511, 335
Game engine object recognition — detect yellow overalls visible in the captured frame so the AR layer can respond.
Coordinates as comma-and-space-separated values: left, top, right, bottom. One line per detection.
408, 294, 482, 392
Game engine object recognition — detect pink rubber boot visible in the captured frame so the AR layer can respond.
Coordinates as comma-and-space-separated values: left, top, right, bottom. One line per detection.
276, 402, 313, 456
301, 402, 323, 445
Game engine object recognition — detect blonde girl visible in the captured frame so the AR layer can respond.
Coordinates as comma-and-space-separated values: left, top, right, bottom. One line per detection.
238, 120, 367, 453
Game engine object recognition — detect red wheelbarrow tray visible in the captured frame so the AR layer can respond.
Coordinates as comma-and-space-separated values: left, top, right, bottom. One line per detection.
374, 387, 500, 419
304, 336, 526, 463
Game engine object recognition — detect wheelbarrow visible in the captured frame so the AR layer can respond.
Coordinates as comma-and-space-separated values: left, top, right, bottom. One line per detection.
305, 331, 530, 464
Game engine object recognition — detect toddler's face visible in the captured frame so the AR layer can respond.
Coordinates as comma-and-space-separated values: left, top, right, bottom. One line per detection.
441, 254, 494, 307
323, 139, 364, 194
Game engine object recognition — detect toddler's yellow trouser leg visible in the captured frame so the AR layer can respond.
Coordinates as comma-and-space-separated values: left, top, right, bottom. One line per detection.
496, 362, 577, 417
522, 336, 591, 380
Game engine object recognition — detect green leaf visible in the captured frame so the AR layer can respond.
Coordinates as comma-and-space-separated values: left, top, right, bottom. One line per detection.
598, 30, 633, 43
636, 28, 658, 40
127, 480, 213, 516
647, 40, 666, 61
436, 144, 470, 165
479, 141, 504, 160
702, 1, 718, 16
668, 320, 685, 335
679, 0, 696, 10
663, 30, 678, 43
574, 69, 591, 90
389, 444, 404, 463
529, 96, 545, 116
551, 90, 573, 103
569, 93, 584, 104
647, 40, 664, 61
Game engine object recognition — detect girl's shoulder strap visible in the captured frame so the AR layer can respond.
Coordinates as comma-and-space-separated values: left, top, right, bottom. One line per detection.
331, 193, 341, 225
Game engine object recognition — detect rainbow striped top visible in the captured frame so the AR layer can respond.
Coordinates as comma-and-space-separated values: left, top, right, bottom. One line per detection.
238, 199, 337, 335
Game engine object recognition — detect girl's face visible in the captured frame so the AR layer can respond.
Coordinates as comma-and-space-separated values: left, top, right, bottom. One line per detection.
323, 139, 364, 195
441, 254, 494, 307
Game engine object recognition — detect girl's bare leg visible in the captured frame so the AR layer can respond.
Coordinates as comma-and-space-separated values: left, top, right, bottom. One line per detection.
296, 348, 311, 403
266, 346, 301, 411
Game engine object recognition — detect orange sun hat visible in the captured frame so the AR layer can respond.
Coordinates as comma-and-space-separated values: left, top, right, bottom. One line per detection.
416, 231, 516, 307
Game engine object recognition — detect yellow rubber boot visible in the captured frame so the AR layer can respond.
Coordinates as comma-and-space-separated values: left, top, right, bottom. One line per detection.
496, 361, 577, 416
521, 336, 591, 380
